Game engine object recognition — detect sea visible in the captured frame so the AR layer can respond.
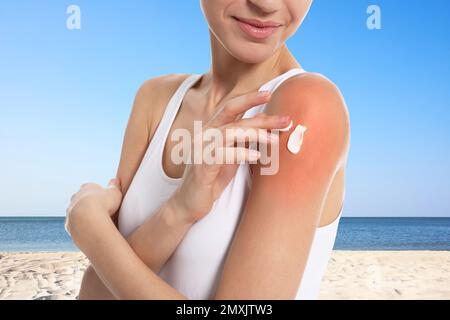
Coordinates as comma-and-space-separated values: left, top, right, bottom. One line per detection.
0, 217, 449, 252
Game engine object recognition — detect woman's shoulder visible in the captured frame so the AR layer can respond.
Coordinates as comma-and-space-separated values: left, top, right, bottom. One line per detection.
136, 73, 192, 108
116, 73, 193, 195
132, 73, 192, 130
267, 71, 351, 159
274, 71, 347, 110
271, 71, 350, 130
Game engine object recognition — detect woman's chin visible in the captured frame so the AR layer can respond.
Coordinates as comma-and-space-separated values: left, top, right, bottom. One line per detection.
226, 42, 279, 64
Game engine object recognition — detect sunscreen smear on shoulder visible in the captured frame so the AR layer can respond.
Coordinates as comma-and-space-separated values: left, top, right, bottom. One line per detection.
287, 124, 307, 155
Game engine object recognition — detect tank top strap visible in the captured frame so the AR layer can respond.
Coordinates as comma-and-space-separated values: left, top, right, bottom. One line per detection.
139, 74, 202, 166
260, 67, 307, 94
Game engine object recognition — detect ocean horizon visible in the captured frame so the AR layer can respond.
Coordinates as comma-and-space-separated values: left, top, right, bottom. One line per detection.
0, 216, 449, 252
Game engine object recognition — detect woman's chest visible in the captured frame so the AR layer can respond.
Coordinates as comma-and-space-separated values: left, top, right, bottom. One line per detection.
162, 99, 214, 179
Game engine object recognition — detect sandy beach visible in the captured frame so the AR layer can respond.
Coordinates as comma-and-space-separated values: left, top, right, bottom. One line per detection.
0, 251, 449, 300
319, 251, 450, 300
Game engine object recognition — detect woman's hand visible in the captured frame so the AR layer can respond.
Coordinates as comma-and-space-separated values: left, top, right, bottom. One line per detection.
170, 91, 291, 223
65, 178, 123, 239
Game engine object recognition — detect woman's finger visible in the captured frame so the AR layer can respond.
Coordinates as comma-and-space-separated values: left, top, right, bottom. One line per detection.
107, 178, 121, 190
222, 127, 279, 147
230, 113, 291, 131
213, 147, 261, 165
106, 178, 123, 212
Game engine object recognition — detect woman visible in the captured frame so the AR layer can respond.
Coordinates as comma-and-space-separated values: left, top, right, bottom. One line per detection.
66, 0, 350, 300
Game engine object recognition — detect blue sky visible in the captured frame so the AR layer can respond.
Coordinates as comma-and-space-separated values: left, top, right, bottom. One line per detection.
0, 0, 449, 217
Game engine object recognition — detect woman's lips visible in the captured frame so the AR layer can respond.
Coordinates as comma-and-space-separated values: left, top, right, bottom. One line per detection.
233, 16, 282, 40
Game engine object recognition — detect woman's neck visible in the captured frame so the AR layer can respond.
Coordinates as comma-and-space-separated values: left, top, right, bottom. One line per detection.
201, 34, 300, 108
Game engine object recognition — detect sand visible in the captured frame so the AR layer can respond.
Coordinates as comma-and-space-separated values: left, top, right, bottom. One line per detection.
319, 251, 450, 300
0, 252, 88, 300
0, 251, 449, 300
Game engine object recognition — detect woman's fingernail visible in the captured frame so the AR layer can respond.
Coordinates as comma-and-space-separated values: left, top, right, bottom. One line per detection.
108, 178, 119, 188
279, 120, 294, 132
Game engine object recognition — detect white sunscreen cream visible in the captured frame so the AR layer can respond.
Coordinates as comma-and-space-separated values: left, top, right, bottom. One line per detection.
287, 124, 307, 155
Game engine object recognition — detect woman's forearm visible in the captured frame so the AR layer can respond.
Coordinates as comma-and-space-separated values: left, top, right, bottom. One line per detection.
77, 197, 194, 299
71, 210, 186, 300
126, 196, 195, 273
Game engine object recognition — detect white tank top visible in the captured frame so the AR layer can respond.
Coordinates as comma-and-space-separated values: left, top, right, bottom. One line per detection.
118, 68, 344, 300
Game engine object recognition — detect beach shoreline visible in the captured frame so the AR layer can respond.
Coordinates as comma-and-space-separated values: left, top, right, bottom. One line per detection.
0, 251, 449, 300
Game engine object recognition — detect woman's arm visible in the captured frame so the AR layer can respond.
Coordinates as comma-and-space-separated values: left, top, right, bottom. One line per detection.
69, 201, 186, 300
79, 75, 194, 299
78, 196, 193, 299
72, 73, 350, 300
214, 73, 350, 298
